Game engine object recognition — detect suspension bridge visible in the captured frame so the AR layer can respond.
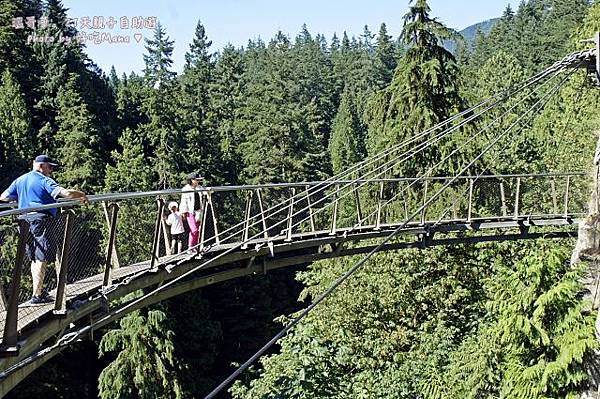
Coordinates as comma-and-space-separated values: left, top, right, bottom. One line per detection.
0, 44, 598, 397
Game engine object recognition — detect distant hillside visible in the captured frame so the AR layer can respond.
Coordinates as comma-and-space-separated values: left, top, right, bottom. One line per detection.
444, 18, 500, 53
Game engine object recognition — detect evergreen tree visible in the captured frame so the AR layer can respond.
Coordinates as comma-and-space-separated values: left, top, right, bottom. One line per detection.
54, 75, 102, 190
98, 305, 184, 399
115, 72, 149, 134
373, 23, 397, 89
359, 25, 375, 55
141, 23, 182, 188
240, 31, 329, 184
104, 128, 155, 266
366, 0, 464, 176
143, 22, 176, 85
179, 20, 221, 182
329, 88, 365, 174
210, 44, 246, 184
0, 69, 35, 187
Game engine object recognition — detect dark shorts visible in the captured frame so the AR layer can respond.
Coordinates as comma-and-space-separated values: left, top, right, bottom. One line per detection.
20, 213, 59, 263
171, 232, 185, 243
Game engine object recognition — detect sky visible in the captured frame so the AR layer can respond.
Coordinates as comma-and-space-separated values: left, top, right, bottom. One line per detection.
60, 0, 520, 76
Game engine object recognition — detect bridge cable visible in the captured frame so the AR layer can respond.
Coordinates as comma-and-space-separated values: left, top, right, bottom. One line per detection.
184, 57, 573, 254
162, 64, 563, 267
49, 59, 573, 345
0, 57, 578, 382
432, 65, 584, 227
347, 64, 578, 234
201, 65, 578, 399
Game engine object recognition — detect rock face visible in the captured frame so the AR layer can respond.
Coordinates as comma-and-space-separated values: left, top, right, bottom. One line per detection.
572, 213, 600, 265
572, 137, 600, 266
576, 137, 600, 398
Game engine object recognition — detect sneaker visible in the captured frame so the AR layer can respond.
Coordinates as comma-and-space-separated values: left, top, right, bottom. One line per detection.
31, 294, 54, 304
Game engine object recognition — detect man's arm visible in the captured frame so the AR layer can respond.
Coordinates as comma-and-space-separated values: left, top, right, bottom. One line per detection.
0, 181, 17, 202
57, 189, 88, 203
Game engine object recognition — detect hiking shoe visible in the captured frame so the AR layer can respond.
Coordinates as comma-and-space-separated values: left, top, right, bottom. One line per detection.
31, 294, 54, 304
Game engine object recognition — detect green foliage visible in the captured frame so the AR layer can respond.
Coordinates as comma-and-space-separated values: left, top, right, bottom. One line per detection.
239, 32, 330, 184
143, 22, 176, 84
3, 1, 600, 398
442, 243, 597, 399
54, 74, 102, 190
178, 20, 222, 182
0, 69, 35, 187
365, 0, 465, 176
104, 128, 155, 265
329, 88, 365, 174
210, 44, 246, 183
141, 23, 183, 188
232, 241, 597, 399
98, 306, 184, 399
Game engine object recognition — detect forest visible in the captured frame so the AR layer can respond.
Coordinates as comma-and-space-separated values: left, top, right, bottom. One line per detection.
2, 0, 600, 397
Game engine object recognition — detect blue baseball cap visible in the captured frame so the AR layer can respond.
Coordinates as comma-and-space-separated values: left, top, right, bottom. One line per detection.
34, 155, 58, 166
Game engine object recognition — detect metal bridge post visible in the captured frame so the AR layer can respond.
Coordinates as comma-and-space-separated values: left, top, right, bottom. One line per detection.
102, 202, 120, 267
375, 181, 384, 230
305, 185, 315, 233
500, 181, 508, 217
241, 190, 253, 249
256, 189, 269, 239
285, 188, 296, 241
102, 203, 119, 287
330, 184, 339, 235
54, 209, 75, 316
514, 177, 521, 219
451, 182, 458, 220
1, 219, 29, 355
208, 192, 220, 246
550, 178, 558, 215
354, 183, 363, 227
150, 198, 165, 269
420, 179, 429, 225
563, 175, 571, 217
467, 179, 474, 222
199, 191, 220, 250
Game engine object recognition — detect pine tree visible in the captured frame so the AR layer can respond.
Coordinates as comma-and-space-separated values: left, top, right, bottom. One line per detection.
141, 23, 181, 188
179, 20, 221, 182
143, 22, 176, 85
366, 0, 464, 176
54, 75, 102, 190
98, 305, 184, 399
373, 23, 397, 89
104, 128, 155, 266
108, 66, 119, 90
329, 88, 365, 174
359, 25, 375, 55
210, 44, 246, 184
0, 69, 35, 187
33, 0, 81, 117
104, 128, 153, 193
240, 31, 330, 184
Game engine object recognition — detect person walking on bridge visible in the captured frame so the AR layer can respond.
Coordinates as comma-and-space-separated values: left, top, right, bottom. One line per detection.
180, 172, 203, 249
0, 155, 88, 304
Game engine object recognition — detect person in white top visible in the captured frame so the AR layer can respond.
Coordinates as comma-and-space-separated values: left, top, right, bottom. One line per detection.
180, 172, 203, 249
166, 201, 186, 254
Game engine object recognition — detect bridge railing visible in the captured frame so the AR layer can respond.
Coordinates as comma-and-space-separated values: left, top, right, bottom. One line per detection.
0, 172, 588, 354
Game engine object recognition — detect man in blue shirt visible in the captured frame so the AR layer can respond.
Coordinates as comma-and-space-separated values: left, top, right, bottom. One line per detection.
0, 155, 87, 304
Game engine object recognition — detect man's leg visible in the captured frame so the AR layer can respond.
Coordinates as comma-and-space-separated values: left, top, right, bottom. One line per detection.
31, 260, 47, 297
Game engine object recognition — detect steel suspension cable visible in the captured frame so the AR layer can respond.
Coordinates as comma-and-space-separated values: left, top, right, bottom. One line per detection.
346, 65, 573, 233
201, 64, 578, 399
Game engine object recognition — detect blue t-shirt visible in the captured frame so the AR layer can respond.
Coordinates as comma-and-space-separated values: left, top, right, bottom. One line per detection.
3, 171, 63, 216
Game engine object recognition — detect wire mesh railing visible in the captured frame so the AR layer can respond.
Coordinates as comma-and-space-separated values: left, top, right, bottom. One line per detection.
0, 172, 588, 353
